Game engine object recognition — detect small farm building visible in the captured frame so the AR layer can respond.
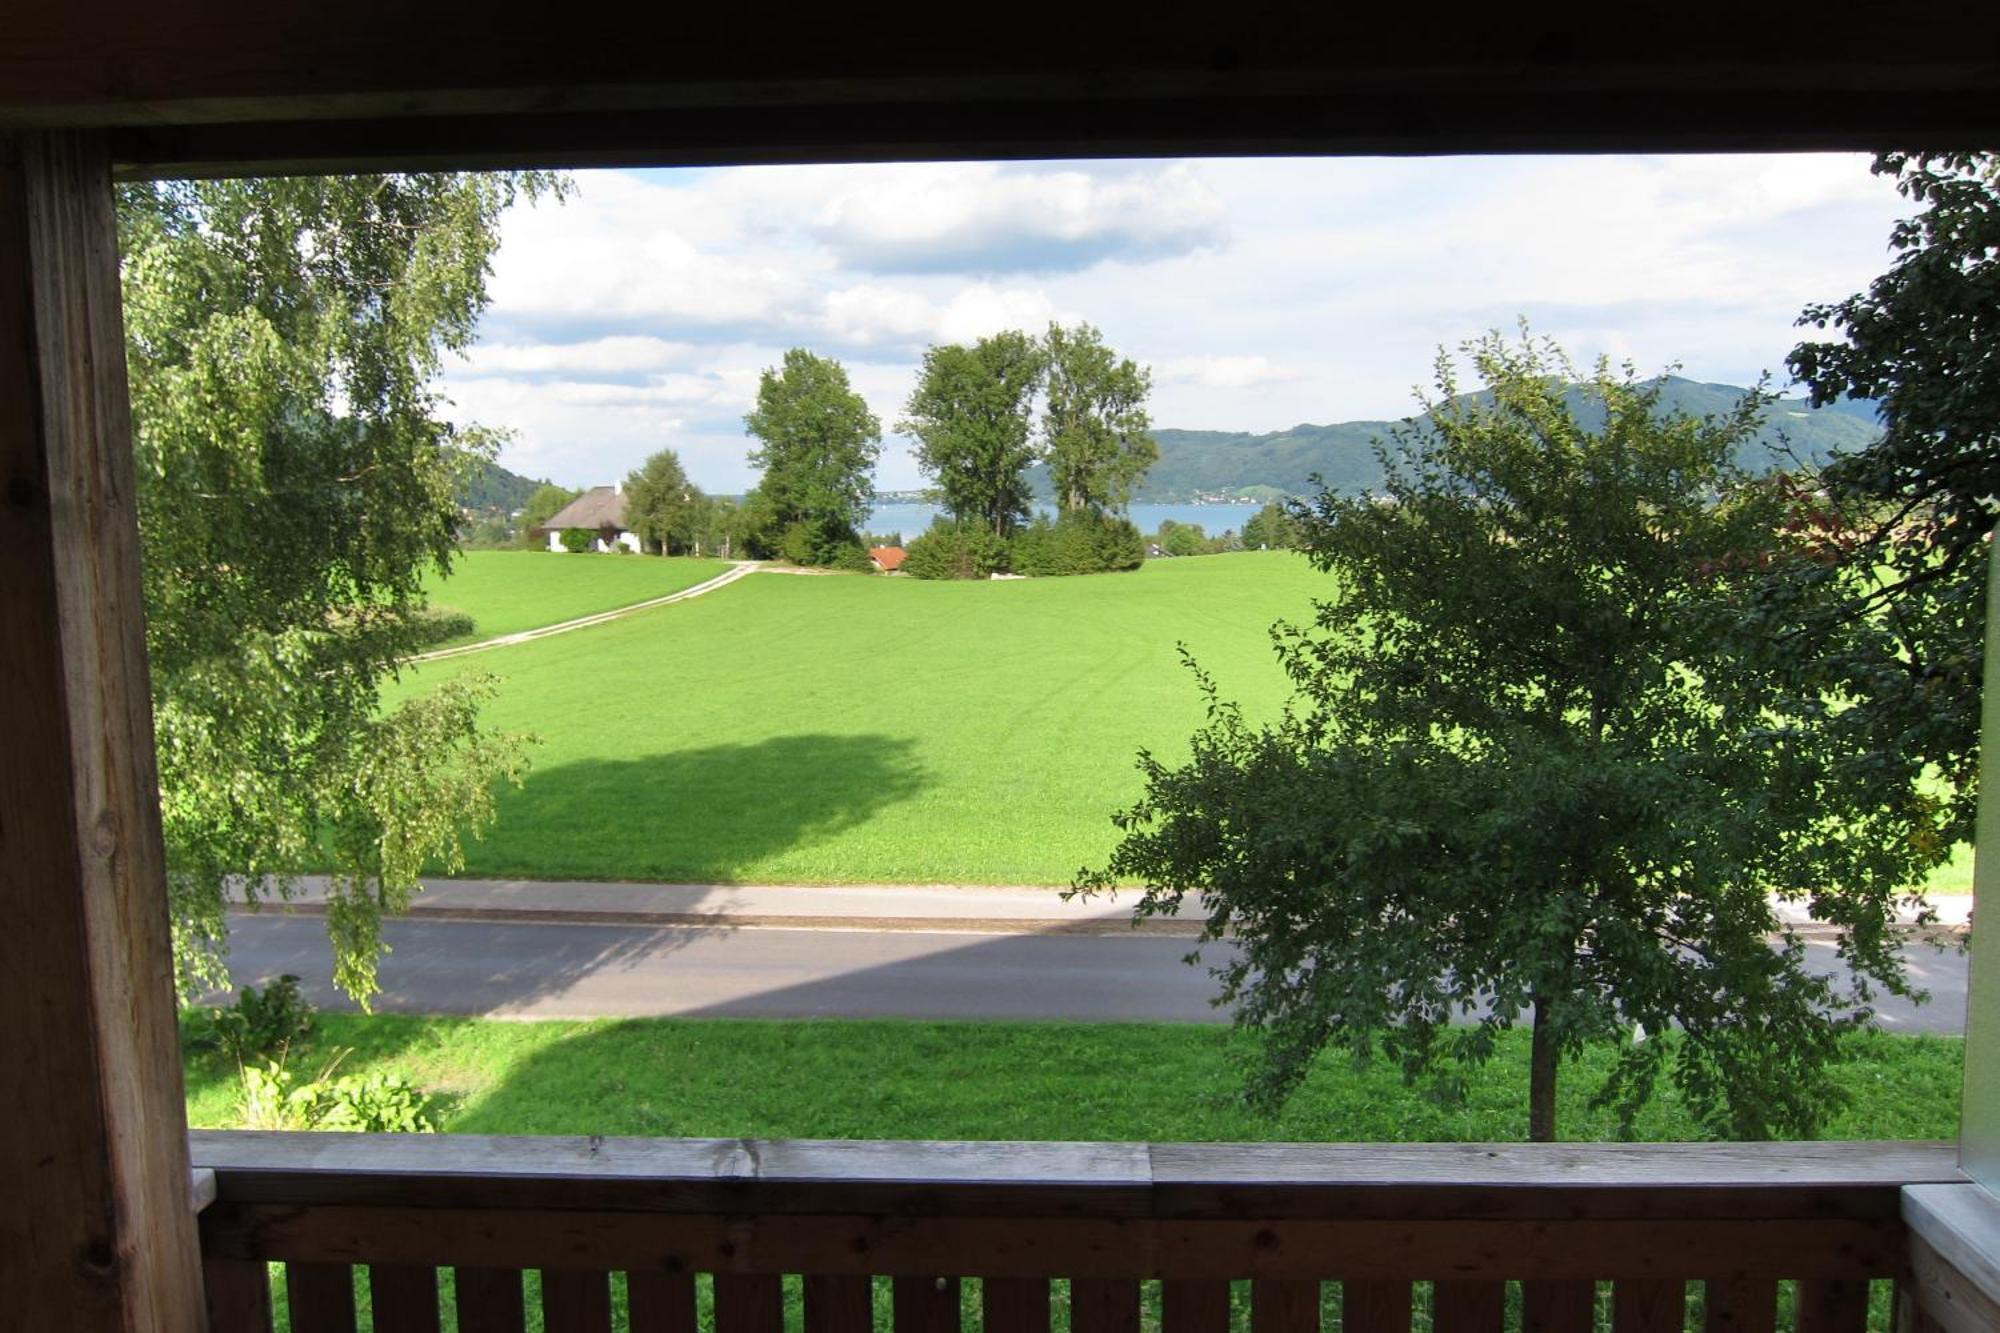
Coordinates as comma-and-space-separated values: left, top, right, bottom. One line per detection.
869, 545, 907, 572
540, 483, 641, 553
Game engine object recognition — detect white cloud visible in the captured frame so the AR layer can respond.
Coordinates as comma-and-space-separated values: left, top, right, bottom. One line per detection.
442, 154, 1914, 491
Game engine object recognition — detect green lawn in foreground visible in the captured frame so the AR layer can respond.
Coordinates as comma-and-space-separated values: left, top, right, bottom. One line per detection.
400, 552, 1323, 883
422, 549, 733, 645
182, 1013, 1961, 1141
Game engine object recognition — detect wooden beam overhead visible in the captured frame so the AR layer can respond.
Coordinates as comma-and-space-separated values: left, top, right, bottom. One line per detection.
3, 3, 2000, 175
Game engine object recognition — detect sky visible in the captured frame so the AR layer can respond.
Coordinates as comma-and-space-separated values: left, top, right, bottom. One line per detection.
437, 155, 1912, 494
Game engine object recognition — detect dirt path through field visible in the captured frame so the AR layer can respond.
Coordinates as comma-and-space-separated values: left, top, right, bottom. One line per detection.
410, 560, 762, 661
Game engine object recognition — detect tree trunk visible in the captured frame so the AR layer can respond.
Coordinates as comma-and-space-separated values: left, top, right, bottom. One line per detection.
1528, 994, 1560, 1142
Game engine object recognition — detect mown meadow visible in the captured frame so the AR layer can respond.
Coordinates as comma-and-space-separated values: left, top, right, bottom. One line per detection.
420, 549, 733, 645
401, 550, 1326, 884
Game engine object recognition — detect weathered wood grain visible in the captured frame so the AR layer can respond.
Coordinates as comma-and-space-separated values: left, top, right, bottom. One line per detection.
716, 1273, 786, 1333
0, 128, 205, 1333
1796, 1279, 1870, 1333
197, 1202, 1908, 1281
984, 1277, 1050, 1333
1252, 1280, 1317, 1333
454, 1267, 526, 1332
1612, 1280, 1685, 1333
1342, 1281, 1412, 1333
1523, 1280, 1595, 1333
1701, 1277, 1776, 1333
1433, 1280, 1505, 1333
1161, 1280, 1230, 1333
370, 1264, 442, 1333
895, 1275, 960, 1333
540, 1269, 612, 1333
286, 1261, 357, 1333
1072, 1278, 1141, 1333
203, 1256, 274, 1333
630, 1271, 699, 1333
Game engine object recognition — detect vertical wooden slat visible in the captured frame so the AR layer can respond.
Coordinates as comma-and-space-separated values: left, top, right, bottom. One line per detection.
631, 1272, 699, 1333
455, 1267, 526, 1331
985, 1277, 1050, 1333
287, 1261, 358, 1333
203, 1257, 273, 1333
1614, 1280, 1685, 1333
0, 128, 206, 1333
1343, 1281, 1413, 1333
717, 1273, 787, 1333
895, 1275, 962, 1333
1434, 1280, 1505, 1333
1703, 1278, 1776, 1333
1253, 1280, 1318, 1333
1074, 1278, 1142, 1333
371, 1264, 442, 1333
1162, 1280, 1231, 1333
541, 1269, 612, 1333
1525, 1280, 1596, 1333
808, 1274, 877, 1333
1797, 1280, 1870, 1333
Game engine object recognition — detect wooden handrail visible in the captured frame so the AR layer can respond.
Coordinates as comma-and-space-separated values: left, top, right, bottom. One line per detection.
189, 1133, 1965, 1333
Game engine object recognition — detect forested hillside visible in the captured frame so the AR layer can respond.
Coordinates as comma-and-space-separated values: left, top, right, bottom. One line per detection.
1120, 378, 1881, 501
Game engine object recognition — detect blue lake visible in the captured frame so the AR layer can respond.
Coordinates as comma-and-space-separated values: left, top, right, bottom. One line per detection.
865, 501, 1267, 541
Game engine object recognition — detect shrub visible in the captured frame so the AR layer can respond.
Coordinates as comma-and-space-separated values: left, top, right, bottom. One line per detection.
408, 605, 476, 648
240, 1050, 442, 1133
189, 973, 315, 1065
904, 518, 1011, 579
1014, 511, 1144, 576
559, 528, 591, 553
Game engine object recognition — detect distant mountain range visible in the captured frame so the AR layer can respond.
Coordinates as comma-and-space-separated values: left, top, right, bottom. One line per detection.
1119, 378, 1884, 503
457, 378, 1883, 512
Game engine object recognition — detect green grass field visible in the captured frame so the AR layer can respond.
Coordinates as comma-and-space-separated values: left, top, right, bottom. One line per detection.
422, 550, 733, 645
402, 552, 1324, 884
182, 1013, 1961, 1142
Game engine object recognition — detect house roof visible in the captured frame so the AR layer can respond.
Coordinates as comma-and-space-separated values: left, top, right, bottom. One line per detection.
541, 486, 628, 532
869, 545, 907, 572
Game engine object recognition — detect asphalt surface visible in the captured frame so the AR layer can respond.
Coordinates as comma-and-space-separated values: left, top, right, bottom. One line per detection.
216, 912, 1972, 1032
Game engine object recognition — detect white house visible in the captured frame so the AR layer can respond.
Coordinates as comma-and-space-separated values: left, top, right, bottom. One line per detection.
538, 482, 642, 553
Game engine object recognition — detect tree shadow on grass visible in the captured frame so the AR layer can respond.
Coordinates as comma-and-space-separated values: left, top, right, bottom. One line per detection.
472, 732, 928, 883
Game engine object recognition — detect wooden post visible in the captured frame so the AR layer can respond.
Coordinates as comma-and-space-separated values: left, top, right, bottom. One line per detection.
0, 129, 206, 1328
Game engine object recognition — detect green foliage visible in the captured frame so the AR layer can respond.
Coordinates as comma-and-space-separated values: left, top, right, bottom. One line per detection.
1787, 151, 1994, 845
519, 481, 581, 546
904, 518, 1012, 579
1078, 330, 1950, 1142
625, 449, 705, 555
240, 1050, 441, 1133
559, 527, 592, 553
743, 349, 881, 565
456, 456, 548, 514
901, 331, 1046, 538
1012, 511, 1146, 576
1161, 522, 1206, 557
119, 173, 552, 1004
408, 604, 477, 647
1242, 501, 1301, 550
1042, 322, 1156, 514
188, 974, 316, 1066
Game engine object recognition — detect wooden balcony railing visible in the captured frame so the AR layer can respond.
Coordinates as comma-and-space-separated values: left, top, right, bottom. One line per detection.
190, 1132, 1965, 1333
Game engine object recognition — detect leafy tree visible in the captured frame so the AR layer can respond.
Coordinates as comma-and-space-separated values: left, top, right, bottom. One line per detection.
1243, 501, 1301, 550
1077, 331, 1949, 1141
119, 173, 556, 1003
1042, 322, 1156, 514
1786, 151, 1996, 844
624, 449, 703, 555
900, 331, 1046, 539
519, 481, 580, 547
1160, 522, 1207, 557
743, 349, 881, 565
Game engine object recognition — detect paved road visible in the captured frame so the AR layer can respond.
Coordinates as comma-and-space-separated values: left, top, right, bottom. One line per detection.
217, 913, 1972, 1032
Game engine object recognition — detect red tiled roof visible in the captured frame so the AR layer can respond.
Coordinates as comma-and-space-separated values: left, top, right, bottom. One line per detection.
869, 545, 907, 572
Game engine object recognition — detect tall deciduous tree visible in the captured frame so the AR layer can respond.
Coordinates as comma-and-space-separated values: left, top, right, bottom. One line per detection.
624, 448, 702, 555
119, 172, 558, 1003
1042, 322, 1156, 515
900, 331, 1046, 538
1786, 150, 1995, 845
743, 348, 881, 565
1077, 331, 1948, 1141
